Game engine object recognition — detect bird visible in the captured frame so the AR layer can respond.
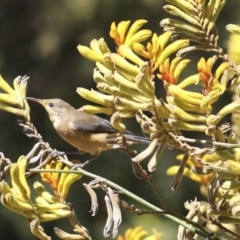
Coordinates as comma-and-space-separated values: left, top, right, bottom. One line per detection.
25, 97, 153, 166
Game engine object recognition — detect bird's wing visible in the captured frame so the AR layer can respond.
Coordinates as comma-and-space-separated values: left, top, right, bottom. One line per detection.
71, 113, 118, 134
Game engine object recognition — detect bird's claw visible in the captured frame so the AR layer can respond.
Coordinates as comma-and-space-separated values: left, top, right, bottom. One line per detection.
49, 150, 66, 158
71, 163, 85, 170
71, 156, 97, 170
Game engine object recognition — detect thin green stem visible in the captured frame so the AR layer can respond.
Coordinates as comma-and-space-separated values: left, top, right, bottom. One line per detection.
177, 136, 240, 149
147, 178, 169, 211
30, 168, 220, 239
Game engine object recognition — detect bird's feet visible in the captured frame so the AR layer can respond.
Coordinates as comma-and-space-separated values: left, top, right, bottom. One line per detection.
71, 156, 97, 170
71, 163, 85, 170
50, 150, 85, 158
49, 150, 66, 157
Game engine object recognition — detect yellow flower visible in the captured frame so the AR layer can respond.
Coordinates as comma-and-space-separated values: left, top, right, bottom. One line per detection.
227, 32, 240, 66
110, 20, 152, 49
197, 57, 229, 96
77, 38, 110, 63
0, 156, 71, 224
197, 57, 213, 94
0, 75, 30, 121
133, 32, 172, 72
167, 153, 219, 196
41, 160, 82, 200
133, 32, 189, 75
226, 24, 240, 35
118, 226, 162, 240
158, 57, 190, 84
41, 160, 63, 192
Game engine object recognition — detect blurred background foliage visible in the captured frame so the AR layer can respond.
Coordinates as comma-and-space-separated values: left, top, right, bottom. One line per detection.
0, 0, 239, 239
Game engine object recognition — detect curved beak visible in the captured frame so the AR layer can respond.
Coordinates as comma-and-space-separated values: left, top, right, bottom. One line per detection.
24, 97, 43, 104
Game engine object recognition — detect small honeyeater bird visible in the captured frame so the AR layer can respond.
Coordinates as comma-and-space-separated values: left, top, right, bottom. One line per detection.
25, 98, 152, 158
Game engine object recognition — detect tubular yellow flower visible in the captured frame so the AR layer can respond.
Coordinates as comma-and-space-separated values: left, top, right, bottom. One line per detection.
110, 111, 126, 133
110, 21, 131, 46
0, 196, 35, 219
117, 226, 162, 240
197, 57, 213, 94
169, 119, 207, 132
76, 87, 113, 107
167, 153, 218, 196
41, 160, 59, 193
0, 75, 16, 95
30, 219, 50, 240
155, 39, 189, 68
169, 104, 206, 122
160, 18, 205, 42
10, 157, 31, 202
164, 0, 196, 17
79, 105, 113, 115
135, 73, 155, 100
151, 32, 172, 70
59, 171, 82, 200
167, 166, 202, 182
40, 160, 82, 200
54, 227, 91, 240
206, 101, 240, 125
124, 20, 151, 45
114, 96, 153, 111
77, 45, 103, 62
165, 83, 204, 105
0, 75, 30, 121
226, 24, 240, 35
158, 57, 190, 84
197, 58, 230, 107
118, 45, 145, 66
132, 139, 159, 162
0, 93, 20, 106
163, 4, 201, 27
167, 95, 212, 113
111, 53, 140, 76
110, 20, 152, 49
198, 57, 229, 95
0, 156, 73, 240
134, 31, 187, 75
0, 156, 35, 219
204, 0, 226, 34
77, 38, 110, 63
177, 74, 199, 88
133, 42, 150, 59
33, 182, 59, 204
133, 32, 172, 72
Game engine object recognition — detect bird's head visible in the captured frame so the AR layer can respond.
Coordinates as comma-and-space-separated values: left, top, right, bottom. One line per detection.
25, 97, 74, 123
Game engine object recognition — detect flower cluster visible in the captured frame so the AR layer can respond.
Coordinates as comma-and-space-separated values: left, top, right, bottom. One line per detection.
40, 159, 82, 201
0, 155, 87, 239
0, 75, 30, 121
77, 17, 238, 173
76, 1, 240, 238
0, 156, 70, 238
118, 226, 162, 240
1, 0, 240, 239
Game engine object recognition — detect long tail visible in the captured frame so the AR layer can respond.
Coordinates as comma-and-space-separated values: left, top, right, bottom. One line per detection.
124, 134, 152, 145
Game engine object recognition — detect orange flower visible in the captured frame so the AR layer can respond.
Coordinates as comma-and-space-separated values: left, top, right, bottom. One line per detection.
197, 57, 213, 94
110, 20, 151, 49
158, 57, 190, 84
41, 160, 82, 200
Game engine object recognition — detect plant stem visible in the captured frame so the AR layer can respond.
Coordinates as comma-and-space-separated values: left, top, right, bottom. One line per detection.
30, 168, 220, 239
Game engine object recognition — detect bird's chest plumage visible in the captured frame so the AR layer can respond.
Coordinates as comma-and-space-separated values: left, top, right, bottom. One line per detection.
53, 119, 111, 156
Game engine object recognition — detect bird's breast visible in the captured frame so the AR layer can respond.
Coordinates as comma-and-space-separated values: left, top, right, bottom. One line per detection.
54, 121, 111, 155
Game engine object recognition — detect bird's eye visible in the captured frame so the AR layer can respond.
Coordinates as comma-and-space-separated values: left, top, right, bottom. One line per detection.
49, 102, 54, 107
